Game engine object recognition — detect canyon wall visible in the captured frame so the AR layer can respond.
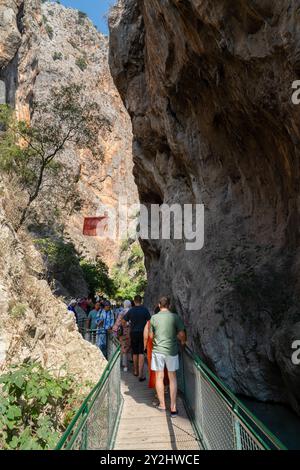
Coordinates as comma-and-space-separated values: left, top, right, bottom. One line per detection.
32, 2, 137, 270
109, 0, 300, 413
0, 0, 132, 381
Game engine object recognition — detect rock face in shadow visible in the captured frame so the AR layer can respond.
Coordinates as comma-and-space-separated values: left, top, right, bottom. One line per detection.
109, 0, 300, 413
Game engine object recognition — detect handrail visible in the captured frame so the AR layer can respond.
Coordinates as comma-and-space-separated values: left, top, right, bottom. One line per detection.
55, 335, 121, 450
56, 326, 286, 451
183, 345, 287, 450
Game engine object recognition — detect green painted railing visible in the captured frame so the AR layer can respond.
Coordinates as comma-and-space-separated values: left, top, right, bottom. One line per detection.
55, 334, 122, 450
56, 327, 286, 451
177, 346, 287, 450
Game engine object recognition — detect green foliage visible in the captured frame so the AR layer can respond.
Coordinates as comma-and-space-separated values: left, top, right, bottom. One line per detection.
112, 240, 147, 299
35, 238, 78, 267
8, 301, 27, 319
0, 84, 105, 228
75, 57, 88, 72
52, 51, 63, 61
34, 238, 81, 289
77, 11, 87, 25
80, 258, 115, 297
0, 105, 36, 182
45, 24, 54, 40
0, 363, 81, 450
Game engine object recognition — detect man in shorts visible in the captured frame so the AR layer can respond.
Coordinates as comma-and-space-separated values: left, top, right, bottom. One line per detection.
123, 295, 150, 381
150, 296, 186, 417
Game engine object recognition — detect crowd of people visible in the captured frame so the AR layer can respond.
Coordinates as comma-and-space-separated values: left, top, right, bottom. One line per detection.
67, 294, 187, 418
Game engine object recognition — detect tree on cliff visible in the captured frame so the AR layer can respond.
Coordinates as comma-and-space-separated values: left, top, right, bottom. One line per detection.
112, 239, 147, 298
0, 84, 107, 230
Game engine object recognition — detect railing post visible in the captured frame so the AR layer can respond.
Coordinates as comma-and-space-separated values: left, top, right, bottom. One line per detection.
233, 405, 242, 450
81, 406, 89, 450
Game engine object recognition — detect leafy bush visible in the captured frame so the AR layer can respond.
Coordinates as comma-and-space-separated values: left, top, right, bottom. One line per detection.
8, 301, 27, 319
77, 11, 87, 25
0, 84, 104, 228
75, 57, 88, 72
0, 363, 82, 450
45, 24, 54, 40
52, 51, 63, 61
80, 258, 115, 297
34, 238, 81, 291
112, 240, 147, 299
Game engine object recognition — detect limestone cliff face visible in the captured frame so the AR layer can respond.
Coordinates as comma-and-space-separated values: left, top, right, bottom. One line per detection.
32, 2, 137, 269
109, 0, 300, 413
0, 202, 106, 381
0, 1, 107, 382
1, 1, 138, 271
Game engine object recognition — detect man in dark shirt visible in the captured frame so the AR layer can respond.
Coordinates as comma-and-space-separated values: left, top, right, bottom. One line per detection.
123, 295, 150, 381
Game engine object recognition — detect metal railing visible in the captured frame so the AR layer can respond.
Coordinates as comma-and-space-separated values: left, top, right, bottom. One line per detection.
177, 346, 287, 450
55, 334, 122, 450
56, 320, 286, 451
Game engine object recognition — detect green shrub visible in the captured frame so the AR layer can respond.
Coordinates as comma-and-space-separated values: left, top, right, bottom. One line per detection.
8, 301, 27, 319
75, 57, 87, 72
77, 11, 87, 25
112, 240, 147, 299
35, 238, 75, 264
45, 24, 54, 40
0, 362, 82, 450
52, 52, 63, 61
80, 259, 115, 297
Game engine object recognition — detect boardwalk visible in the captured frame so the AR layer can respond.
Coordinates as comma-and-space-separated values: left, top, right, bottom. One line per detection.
114, 370, 201, 450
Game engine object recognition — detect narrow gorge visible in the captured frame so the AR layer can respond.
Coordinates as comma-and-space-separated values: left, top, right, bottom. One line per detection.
1, 0, 300, 452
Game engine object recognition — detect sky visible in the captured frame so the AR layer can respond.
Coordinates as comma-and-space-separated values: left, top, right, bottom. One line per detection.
59, 0, 116, 35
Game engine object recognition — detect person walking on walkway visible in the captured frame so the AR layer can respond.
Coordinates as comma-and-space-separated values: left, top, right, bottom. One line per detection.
144, 305, 169, 391
123, 295, 150, 381
97, 301, 115, 357
149, 296, 186, 418
113, 299, 132, 371
86, 301, 102, 344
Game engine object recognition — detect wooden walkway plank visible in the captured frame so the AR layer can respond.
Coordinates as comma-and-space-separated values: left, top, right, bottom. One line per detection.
114, 370, 201, 451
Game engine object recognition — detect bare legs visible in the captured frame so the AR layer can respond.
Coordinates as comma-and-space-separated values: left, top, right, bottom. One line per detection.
133, 354, 138, 375
155, 370, 177, 412
168, 371, 177, 412
122, 353, 130, 369
133, 354, 145, 378
138, 354, 145, 379
155, 371, 166, 409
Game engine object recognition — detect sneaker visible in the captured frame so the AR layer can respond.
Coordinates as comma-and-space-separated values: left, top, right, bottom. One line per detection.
123, 367, 128, 372
171, 410, 178, 418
